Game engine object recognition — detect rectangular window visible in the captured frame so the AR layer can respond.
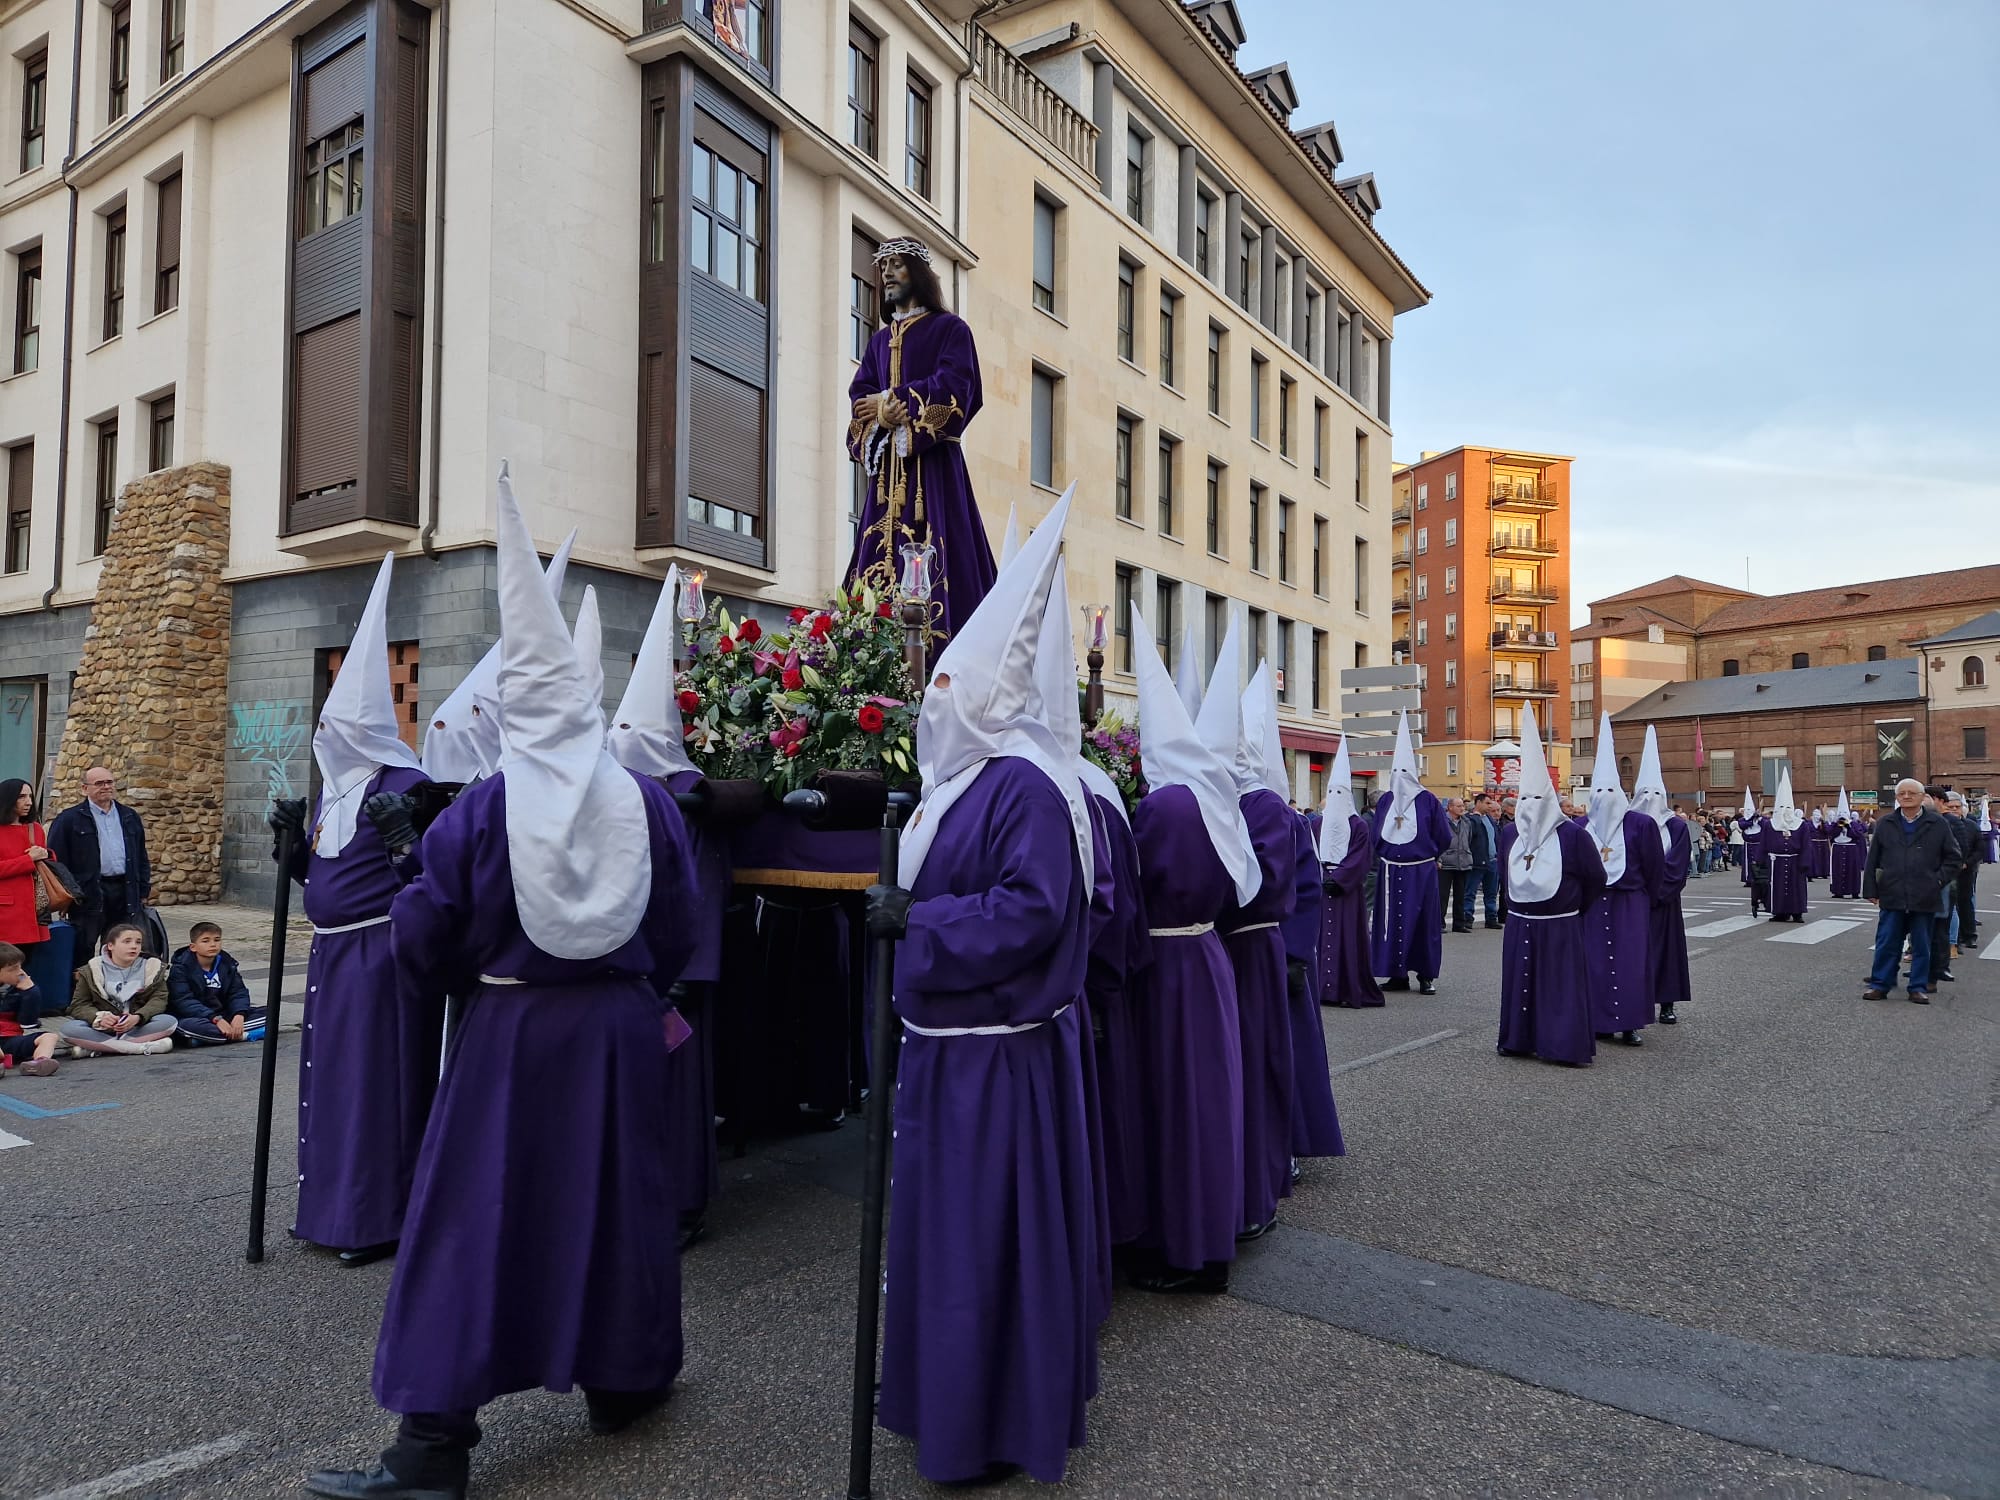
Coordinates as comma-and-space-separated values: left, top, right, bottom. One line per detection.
1155, 577, 1181, 672
1446, 707, 1458, 735
1206, 323, 1222, 414
1415, 572, 1428, 601
109, 1, 132, 121
1278, 497, 1293, 584
1030, 368, 1057, 488
1446, 752, 1459, 778
1354, 536, 1368, 612
1205, 459, 1223, 554
20, 50, 48, 172
1312, 628, 1326, 711
849, 458, 865, 554
1967, 726, 1988, 760
1194, 189, 1214, 277
1416, 618, 1428, 646
1312, 515, 1326, 595
690, 135, 765, 302
1032, 194, 1057, 313
1248, 481, 1264, 571
1114, 414, 1134, 521
847, 23, 879, 157
1445, 565, 1457, 594
1249, 353, 1266, 440
1354, 430, 1368, 507
1116, 259, 1135, 363
1247, 606, 1266, 667
701, 0, 767, 64
1444, 517, 1457, 547
92, 419, 119, 555
1416, 482, 1427, 509
103, 207, 127, 341
1708, 749, 1736, 790
1158, 289, 1177, 387
1205, 593, 1227, 674
1157, 436, 1178, 536
1444, 611, 1456, 639
1125, 126, 1146, 223
1760, 749, 1791, 793
1445, 470, 1457, 500
149, 392, 175, 470
153, 171, 182, 313
301, 119, 365, 237
12, 248, 40, 374
1313, 399, 1327, 478
1279, 374, 1294, 458
1114, 564, 1136, 672
1416, 525, 1428, 556
1814, 744, 1844, 786
161, 0, 186, 79
1236, 231, 1252, 310
4, 443, 31, 574
849, 229, 879, 361
904, 72, 932, 197
1445, 659, 1458, 687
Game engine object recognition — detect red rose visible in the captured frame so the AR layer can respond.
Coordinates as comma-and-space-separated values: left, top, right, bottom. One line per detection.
788, 606, 809, 625
808, 614, 834, 640
783, 741, 802, 758
781, 667, 804, 690
738, 618, 762, 644
857, 704, 886, 734
717, 634, 736, 653
677, 689, 701, 714
876, 601, 895, 619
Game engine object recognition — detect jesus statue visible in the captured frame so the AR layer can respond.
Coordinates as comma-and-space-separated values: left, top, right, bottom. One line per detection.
846, 237, 995, 648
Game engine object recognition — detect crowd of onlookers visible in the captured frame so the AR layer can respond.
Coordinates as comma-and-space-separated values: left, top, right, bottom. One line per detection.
0, 767, 264, 1081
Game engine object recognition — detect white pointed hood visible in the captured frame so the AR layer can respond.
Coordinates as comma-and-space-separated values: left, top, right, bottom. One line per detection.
1507, 704, 1564, 902
1631, 724, 1673, 850
495, 467, 650, 960
1036, 546, 1129, 830
312, 552, 422, 856
1241, 661, 1288, 799
422, 530, 577, 784
572, 586, 606, 737
1378, 710, 1428, 847
1585, 711, 1631, 881
608, 565, 698, 780
1833, 787, 1854, 843
1174, 622, 1205, 721
1316, 734, 1358, 865
1740, 783, 1761, 833
998, 504, 1022, 568
1771, 765, 1802, 833
900, 484, 1092, 892
1197, 615, 1257, 794
1980, 795, 1991, 834
1134, 602, 1259, 905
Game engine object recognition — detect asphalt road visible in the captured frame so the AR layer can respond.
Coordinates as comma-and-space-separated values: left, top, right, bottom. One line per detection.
3, 872, 1995, 1499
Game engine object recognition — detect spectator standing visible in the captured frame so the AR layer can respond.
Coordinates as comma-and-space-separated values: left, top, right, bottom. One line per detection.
1438, 797, 1474, 933
48, 767, 150, 964
168, 922, 267, 1045
1862, 779, 1962, 1005
1946, 792, 1979, 953
0, 779, 57, 1024
1467, 794, 1501, 928
57, 923, 178, 1054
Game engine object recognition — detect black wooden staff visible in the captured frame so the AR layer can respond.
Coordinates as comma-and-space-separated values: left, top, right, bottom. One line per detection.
246, 819, 299, 1263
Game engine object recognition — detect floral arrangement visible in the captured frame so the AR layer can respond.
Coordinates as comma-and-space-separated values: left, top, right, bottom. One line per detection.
1082, 712, 1143, 811
675, 583, 921, 795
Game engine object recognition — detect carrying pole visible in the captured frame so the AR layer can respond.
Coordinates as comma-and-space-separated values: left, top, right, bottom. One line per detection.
246, 820, 299, 1263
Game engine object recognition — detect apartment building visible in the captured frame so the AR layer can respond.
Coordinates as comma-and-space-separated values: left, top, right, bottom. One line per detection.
964, 0, 1428, 806
1389, 446, 1571, 798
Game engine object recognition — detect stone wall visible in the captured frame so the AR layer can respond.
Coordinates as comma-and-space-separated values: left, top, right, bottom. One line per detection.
52, 462, 231, 903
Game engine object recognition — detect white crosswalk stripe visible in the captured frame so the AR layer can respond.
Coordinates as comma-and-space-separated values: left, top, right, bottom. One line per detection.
1768, 919, 1866, 945
1980, 931, 2000, 961
1685, 914, 1768, 938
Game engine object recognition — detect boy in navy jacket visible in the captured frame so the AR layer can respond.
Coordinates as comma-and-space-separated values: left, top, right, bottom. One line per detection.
0, 942, 61, 1076
168, 923, 265, 1045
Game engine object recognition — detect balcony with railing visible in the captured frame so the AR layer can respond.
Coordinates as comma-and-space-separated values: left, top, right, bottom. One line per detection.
1390, 543, 1413, 567
1491, 627, 1560, 650
1490, 581, 1560, 606
1493, 676, 1559, 698
1488, 534, 1559, 559
1391, 636, 1412, 657
1390, 593, 1412, 615
973, 26, 1099, 176
1390, 503, 1412, 525
1490, 479, 1560, 511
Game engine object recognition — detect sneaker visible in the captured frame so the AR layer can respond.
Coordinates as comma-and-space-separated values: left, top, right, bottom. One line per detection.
18, 1057, 58, 1077
136, 1037, 176, 1055
69, 1045, 88, 1060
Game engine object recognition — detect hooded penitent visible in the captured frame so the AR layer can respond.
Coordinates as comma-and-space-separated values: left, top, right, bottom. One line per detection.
900, 483, 1092, 892
1134, 602, 1260, 905
1507, 704, 1565, 903
1585, 711, 1631, 881
607, 566, 698, 780
1740, 783, 1759, 828
998, 503, 1022, 568
421, 528, 577, 785
1032, 538, 1127, 828
1241, 662, 1290, 802
313, 553, 424, 856
1632, 724, 1673, 850
1174, 623, 1205, 722
572, 586, 607, 737
1378, 711, 1427, 847
1771, 767, 1803, 833
494, 467, 651, 961
1195, 615, 1256, 796
1316, 735, 1358, 865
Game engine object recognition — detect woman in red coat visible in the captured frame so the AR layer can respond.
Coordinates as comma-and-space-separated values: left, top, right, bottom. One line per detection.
0, 777, 54, 950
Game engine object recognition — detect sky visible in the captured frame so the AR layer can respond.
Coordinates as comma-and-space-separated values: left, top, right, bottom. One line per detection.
1243, 0, 2000, 624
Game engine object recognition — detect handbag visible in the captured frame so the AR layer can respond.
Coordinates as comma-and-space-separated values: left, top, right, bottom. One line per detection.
29, 823, 80, 923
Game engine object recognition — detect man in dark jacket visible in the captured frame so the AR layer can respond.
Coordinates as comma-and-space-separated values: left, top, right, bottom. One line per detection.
1946, 791, 1980, 953
47, 767, 151, 962
1467, 794, 1500, 928
1862, 778, 1963, 1004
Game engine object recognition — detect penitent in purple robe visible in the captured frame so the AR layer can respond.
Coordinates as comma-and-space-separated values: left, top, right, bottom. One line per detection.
1497, 821, 1608, 1066
661, 769, 727, 1222
1129, 784, 1243, 1273
1281, 811, 1344, 1158
1808, 822, 1834, 880
1087, 793, 1154, 1250
294, 765, 443, 1252
1074, 798, 1116, 1331
1829, 826, 1866, 898
371, 771, 698, 1414
1370, 791, 1451, 983
1318, 814, 1383, 1008
1224, 788, 1297, 1231
845, 308, 994, 651
1650, 818, 1694, 1015
1585, 810, 1665, 1036
1764, 828, 1809, 916
879, 759, 1095, 1485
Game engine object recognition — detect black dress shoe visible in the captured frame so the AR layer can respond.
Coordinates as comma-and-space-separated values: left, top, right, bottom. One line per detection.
676, 1210, 707, 1251
1862, 989, 1887, 1001
1289, 1157, 1303, 1186
304, 1465, 462, 1500
1383, 976, 1410, 992
1418, 979, 1437, 995
1485, 919, 1501, 929
1130, 1264, 1227, 1294
943, 1462, 1025, 1488
1908, 990, 1931, 1005
337, 1242, 398, 1268
1937, 970, 1957, 983
1617, 1030, 1643, 1046
1235, 1216, 1276, 1243
1657, 1004, 1678, 1024
586, 1385, 673, 1436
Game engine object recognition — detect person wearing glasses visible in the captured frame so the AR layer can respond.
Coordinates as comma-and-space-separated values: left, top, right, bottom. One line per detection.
47, 766, 151, 963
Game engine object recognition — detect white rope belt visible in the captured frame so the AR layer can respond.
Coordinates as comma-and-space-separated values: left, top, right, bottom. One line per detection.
479, 974, 525, 986
1380, 856, 1434, 867
1148, 922, 1215, 937
312, 915, 391, 935
1226, 920, 1281, 935
1512, 909, 1579, 921
903, 1002, 1072, 1038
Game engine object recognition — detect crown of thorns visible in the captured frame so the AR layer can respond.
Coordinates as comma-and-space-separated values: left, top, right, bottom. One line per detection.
873, 237, 934, 265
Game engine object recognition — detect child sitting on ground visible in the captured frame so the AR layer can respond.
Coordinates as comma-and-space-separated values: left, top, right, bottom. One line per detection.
168, 922, 266, 1046
58, 923, 178, 1056
0, 942, 62, 1077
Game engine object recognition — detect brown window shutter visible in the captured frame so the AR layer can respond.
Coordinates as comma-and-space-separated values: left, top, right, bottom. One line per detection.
293, 311, 363, 500
640, 351, 666, 524
687, 359, 765, 519
155, 174, 181, 281
392, 33, 423, 219
7, 443, 30, 515
388, 311, 419, 493
305, 39, 367, 140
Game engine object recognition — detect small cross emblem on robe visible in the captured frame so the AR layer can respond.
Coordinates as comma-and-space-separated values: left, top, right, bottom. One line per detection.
1393, 814, 1407, 830
1599, 846, 1613, 860
1522, 851, 1535, 869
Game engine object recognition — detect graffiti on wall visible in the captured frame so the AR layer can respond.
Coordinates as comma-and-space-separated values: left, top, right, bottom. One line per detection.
232, 700, 309, 806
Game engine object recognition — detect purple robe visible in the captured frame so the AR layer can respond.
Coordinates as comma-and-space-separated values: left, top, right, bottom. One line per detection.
1764, 828, 1809, 916
1985, 827, 1997, 865
1129, 784, 1242, 1272
661, 770, 726, 1221
1807, 822, 1834, 879
1224, 788, 1297, 1229
844, 309, 994, 651
1650, 818, 1693, 1013
1496, 821, 1607, 1066
294, 765, 443, 1252
1281, 812, 1344, 1158
1585, 809, 1665, 1036
1087, 793, 1153, 1250
1739, 820, 1764, 886
1370, 790, 1451, 982
371, 771, 698, 1414
1075, 798, 1116, 1330
1317, 814, 1383, 1008
1829, 825, 1865, 898
879, 759, 1095, 1485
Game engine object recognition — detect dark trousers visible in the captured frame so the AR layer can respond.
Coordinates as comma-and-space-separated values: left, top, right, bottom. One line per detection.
1440, 869, 1470, 930
1956, 869, 1979, 944
1471, 864, 1500, 923
1932, 910, 1954, 976
74, 877, 140, 966
176, 1006, 268, 1045
385, 1411, 481, 1489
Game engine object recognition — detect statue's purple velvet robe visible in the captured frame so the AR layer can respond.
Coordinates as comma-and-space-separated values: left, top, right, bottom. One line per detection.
844, 308, 994, 650
1086, 792, 1153, 1250
1497, 820, 1607, 1066
1585, 809, 1665, 1035
1370, 790, 1451, 983
1649, 817, 1693, 1014
661, 769, 727, 1221
1829, 825, 1866, 897
1129, 784, 1242, 1273
1317, 813, 1383, 1008
1764, 827, 1809, 916
1225, 788, 1297, 1230
1281, 811, 1344, 1158
294, 765, 443, 1252
370, 771, 698, 1414
878, 759, 1095, 1485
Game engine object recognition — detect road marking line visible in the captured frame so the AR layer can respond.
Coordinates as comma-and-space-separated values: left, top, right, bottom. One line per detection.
1685, 914, 1768, 938
1768, 920, 1865, 945
0, 1094, 121, 1121
31, 1433, 253, 1500
1981, 932, 2000, 961
0, 1125, 29, 1150
1332, 1029, 1460, 1074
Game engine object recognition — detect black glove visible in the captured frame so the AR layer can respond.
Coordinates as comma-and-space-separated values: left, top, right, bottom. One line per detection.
865, 883, 915, 942
1287, 959, 1310, 1000
409, 781, 459, 834
1322, 873, 1346, 899
364, 791, 421, 854
268, 797, 307, 839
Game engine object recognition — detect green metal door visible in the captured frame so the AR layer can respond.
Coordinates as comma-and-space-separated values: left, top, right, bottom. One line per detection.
0, 680, 42, 788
